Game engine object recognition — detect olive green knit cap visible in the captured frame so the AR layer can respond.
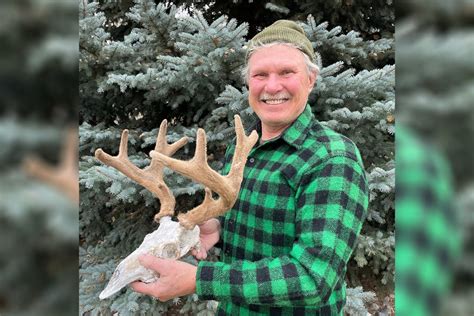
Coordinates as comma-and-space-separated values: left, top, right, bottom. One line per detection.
247, 20, 315, 61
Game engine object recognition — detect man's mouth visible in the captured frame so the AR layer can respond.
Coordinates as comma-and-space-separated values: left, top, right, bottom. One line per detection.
260, 94, 290, 105
261, 98, 289, 105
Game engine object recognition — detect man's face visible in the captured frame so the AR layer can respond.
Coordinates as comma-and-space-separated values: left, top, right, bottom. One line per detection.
248, 44, 316, 133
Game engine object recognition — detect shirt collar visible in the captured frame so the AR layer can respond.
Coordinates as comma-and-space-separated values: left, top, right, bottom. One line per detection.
248, 104, 314, 149
281, 104, 314, 149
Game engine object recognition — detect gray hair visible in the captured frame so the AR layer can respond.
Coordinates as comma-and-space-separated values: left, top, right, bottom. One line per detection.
241, 42, 320, 84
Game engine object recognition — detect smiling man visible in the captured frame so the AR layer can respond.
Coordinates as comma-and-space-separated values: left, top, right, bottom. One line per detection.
132, 20, 369, 315
247, 43, 316, 141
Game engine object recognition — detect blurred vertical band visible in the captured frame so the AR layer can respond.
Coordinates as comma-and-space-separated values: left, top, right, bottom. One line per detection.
396, 1, 474, 315
0, 0, 78, 315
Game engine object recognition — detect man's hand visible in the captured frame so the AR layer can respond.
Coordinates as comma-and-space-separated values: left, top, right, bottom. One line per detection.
130, 254, 197, 302
192, 218, 221, 260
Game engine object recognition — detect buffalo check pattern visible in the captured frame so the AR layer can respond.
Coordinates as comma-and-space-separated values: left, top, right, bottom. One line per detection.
396, 127, 461, 316
196, 105, 369, 315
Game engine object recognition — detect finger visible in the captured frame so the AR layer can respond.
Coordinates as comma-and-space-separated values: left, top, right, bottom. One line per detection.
192, 250, 200, 260
197, 248, 208, 260
130, 281, 159, 297
199, 248, 208, 259
138, 254, 166, 273
200, 218, 219, 233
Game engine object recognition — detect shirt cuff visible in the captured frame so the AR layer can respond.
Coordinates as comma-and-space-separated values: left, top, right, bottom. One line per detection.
195, 260, 226, 300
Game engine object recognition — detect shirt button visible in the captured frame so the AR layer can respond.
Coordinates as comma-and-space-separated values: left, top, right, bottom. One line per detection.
249, 158, 255, 163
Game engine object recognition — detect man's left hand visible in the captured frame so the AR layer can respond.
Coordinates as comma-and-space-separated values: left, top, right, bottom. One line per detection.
130, 254, 197, 302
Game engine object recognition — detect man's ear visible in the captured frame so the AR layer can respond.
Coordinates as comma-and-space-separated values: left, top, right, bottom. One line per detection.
308, 71, 317, 91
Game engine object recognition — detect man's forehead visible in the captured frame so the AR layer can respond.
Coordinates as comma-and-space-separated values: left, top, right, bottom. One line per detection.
249, 55, 303, 71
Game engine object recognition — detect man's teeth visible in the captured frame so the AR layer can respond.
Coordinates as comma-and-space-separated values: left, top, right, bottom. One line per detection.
263, 99, 288, 104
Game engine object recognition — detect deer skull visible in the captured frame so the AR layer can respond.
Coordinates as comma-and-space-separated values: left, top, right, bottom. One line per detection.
98, 217, 200, 299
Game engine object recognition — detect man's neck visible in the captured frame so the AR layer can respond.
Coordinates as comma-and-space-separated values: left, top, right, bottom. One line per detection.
261, 124, 290, 141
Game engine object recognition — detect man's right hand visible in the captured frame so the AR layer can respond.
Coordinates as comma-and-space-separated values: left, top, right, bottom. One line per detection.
192, 218, 221, 260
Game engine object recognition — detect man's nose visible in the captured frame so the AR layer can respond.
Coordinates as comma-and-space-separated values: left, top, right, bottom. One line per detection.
264, 74, 283, 93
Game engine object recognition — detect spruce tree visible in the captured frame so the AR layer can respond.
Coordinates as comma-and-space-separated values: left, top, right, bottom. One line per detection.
79, 1, 394, 314
172, 0, 394, 40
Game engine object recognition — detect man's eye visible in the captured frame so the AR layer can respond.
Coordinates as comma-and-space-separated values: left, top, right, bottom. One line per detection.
281, 70, 294, 76
253, 73, 267, 78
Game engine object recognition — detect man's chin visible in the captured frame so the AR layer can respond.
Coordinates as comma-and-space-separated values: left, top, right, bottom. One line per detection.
260, 117, 290, 128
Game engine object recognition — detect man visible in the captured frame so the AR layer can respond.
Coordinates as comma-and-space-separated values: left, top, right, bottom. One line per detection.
132, 20, 369, 315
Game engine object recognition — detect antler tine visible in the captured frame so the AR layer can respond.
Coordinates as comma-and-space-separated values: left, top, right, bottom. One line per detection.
23, 127, 79, 203
58, 127, 79, 202
61, 128, 79, 175
228, 115, 258, 180
150, 115, 258, 229
154, 119, 189, 158
95, 124, 188, 221
150, 128, 217, 187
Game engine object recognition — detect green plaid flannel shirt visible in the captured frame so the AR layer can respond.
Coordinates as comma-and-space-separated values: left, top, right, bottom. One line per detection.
396, 126, 461, 316
196, 105, 369, 315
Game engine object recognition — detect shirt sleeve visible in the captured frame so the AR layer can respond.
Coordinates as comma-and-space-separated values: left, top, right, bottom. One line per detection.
195, 153, 369, 307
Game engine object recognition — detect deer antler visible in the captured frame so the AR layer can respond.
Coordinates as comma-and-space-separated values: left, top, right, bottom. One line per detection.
151, 115, 258, 229
95, 120, 188, 221
23, 127, 79, 203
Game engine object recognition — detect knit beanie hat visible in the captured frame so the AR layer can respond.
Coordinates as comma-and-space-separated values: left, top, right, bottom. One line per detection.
247, 20, 315, 62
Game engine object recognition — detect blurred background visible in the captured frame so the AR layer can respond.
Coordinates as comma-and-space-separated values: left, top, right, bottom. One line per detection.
0, 0, 78, 315
396, 0, 474, 315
